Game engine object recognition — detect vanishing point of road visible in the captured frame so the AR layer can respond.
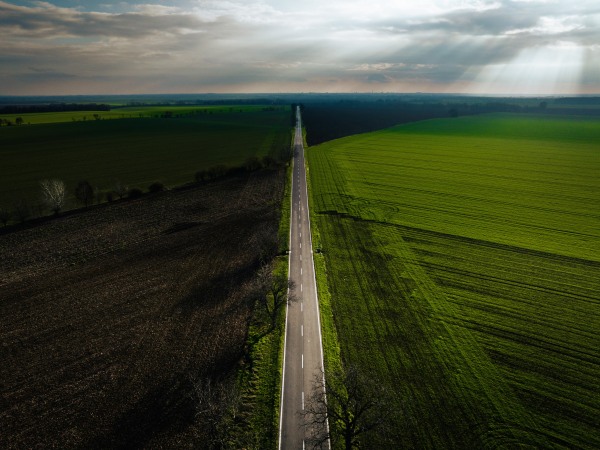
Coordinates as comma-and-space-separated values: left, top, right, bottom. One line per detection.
279, 107, 329, 449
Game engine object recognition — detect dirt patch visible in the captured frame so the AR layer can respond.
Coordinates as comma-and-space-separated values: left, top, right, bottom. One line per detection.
0, 169, 284, 449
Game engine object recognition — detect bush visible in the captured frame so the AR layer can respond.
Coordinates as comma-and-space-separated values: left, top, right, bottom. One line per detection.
13, 199, 31, 223
207, 165, 228, 180
195, 170, 208, 183
262, 155, 278, 169
243, 156, 262, 172
128, 188, 144, 199
0, 208, 11, 226
148, 182, 165, 193
75, 180, 94, 207
105, 191, 114, 202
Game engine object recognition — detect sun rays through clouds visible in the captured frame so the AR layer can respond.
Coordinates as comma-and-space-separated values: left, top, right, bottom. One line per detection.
0, 0, 598, 94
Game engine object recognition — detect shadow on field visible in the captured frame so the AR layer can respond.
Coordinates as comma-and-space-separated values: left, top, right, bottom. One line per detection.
87, 375, 197, 450
174, 263, 257, 314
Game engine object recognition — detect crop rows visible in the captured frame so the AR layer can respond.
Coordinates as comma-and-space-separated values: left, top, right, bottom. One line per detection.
0, 169, 286, 448
307, 114, 600, 448
0, 107, 290, 206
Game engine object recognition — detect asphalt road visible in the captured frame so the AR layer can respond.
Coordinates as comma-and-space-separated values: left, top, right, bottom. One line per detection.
279, 107, 328, 449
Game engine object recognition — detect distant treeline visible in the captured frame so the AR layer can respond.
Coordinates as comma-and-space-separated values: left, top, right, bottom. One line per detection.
301, 99, 600, 146
554, 97, 600, 105
302, 102, 450, 146
0, 103, 111, 114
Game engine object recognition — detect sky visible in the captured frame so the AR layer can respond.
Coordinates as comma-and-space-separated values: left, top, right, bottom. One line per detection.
1, 0, 599, 95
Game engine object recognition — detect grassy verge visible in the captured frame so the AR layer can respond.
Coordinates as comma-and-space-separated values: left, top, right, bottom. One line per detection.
305, 141, 343, 376
277, 163, 293, 254
232, 257, 288, 448
228, 158, 293, 449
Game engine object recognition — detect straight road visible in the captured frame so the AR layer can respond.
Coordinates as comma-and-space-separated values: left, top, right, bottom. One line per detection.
279, 107, 328, 449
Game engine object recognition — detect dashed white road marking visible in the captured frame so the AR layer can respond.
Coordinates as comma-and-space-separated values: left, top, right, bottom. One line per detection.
302, 391, 305, 410
300, 283, 303, 292
301, 325, 303, 336
302, 354, 304, 368
301, 302, 303, 312
301, 268, 303, 275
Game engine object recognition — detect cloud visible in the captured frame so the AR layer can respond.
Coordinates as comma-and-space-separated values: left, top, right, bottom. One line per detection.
0, 0, 598, 94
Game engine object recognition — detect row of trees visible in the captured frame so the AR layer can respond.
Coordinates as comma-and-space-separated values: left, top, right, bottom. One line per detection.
194, 154, 285, 184
1, 149, 291, 227
0, 117, 24, 126
0, 179, 166, 227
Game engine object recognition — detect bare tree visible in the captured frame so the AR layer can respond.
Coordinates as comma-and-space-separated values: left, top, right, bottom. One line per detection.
189, 376, 241, 448
74, 180, 94, 207
303, 366, 391, 450
253, 263, 297, 330
113, 180, 128, 199
40, 179, 66, 215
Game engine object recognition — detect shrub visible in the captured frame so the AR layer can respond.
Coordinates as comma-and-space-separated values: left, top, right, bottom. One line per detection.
148, 182, 165, 193
0, 208, 11, 226
195, 170, 208, 183
207, 165, 228, 180
243, 156, 262, 172
128, 188, 143, 199
13, 199, 31, 223
75, 180, 94, 207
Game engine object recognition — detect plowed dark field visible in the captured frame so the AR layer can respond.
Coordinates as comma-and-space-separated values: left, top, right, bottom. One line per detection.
0, 169, 284, 449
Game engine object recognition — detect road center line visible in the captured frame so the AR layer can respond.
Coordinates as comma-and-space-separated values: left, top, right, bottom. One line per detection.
301, 325, 303, 336
302, 391, 304, 410
302, 354, 304, 368
300, 283, 303, 292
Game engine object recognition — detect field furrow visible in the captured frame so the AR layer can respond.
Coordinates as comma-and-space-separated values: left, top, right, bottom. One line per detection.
307, 114, 600, 448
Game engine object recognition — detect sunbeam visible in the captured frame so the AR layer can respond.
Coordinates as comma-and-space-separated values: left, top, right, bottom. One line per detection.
472, 41, 585, 95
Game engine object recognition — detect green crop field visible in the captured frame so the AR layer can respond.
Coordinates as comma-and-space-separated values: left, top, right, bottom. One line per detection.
306, 114, 600, 448
0, 107, 290, 208
0, 104, 277, 125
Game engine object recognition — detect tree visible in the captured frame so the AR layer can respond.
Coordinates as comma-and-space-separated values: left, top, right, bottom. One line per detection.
128, 187, 143, 199
207, 165, 228, 180
113, 180, 128, 199
148, 181, 165, 193
40, 179, 66, 215
262, 154, 278, 169
253, 263, 297, 330
189, 376, 241, 447
303, 365, 392, 450
0, 207, 11, 226
75, 180, 94, 207
243, 156, 262, 172
195, 169, 208, 183
15, 116, 24, 125
13, 199, 31, 223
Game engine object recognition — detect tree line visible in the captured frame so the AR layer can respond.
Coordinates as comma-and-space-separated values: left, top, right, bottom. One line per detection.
0, 103, 111, 114
0, 154, 289, 228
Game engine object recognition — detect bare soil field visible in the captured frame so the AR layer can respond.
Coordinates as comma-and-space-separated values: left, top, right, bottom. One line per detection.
0, 169, 284, 449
